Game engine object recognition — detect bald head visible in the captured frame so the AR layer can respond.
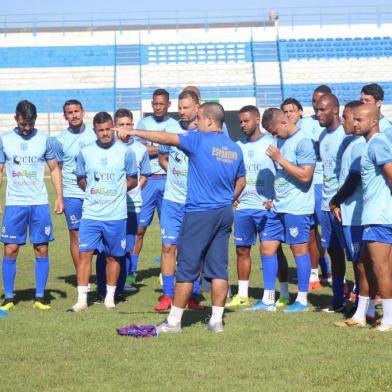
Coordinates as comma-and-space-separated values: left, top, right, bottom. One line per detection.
352, 103, 380, 138
197, 102, 224, 132
314, 94, 340, 129
262, 107, 296, 138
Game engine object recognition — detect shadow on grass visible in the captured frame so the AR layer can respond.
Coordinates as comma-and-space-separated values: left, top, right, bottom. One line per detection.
12, 287, 67, 304
58, 274, 77, 287
137, 267, 161, 281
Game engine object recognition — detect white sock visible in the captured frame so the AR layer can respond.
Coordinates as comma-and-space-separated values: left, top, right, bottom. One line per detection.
381, 298, 392, 325
262, 289, 275, 305
104, 285, 116, 308
238, 280, 249, 298
352, 295, 369, 322
77, 286, 88, 305
310, 269, 319, 282
367, 299, 376, 318
280, 282, 289, 298
210, 306, 224, 324
296, 291, 308, 306
167, 305, 184, 325
227, 285, 232, 298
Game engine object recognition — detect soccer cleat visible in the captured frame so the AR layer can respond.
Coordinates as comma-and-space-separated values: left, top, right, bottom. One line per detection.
284, 301, 309, 313
156, 319, 181, 334
123, 283, 137, 292
126, 273, 137, 286
320, 273, 332, 285
104, 298, 116, 310
187, 298, 203, 310
93, 295, 105, 304
154, 295, 172, 312
67, 302, 88, 313
370, 322, 392, 332
0, 298, 15, 311
0, 309, 8, 317
309, 280, 323, 290
366, 314, 379, 325
334, 318, 367, 328
275, 296, 290, 308
225, 294, 250, 307
207, 320, 224, 333
315, 303, 346, 313
33, 297, 50, 311
244, 300, 276, 312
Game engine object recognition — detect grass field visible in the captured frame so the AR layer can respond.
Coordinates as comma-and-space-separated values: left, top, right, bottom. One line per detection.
1, 182, 392, 392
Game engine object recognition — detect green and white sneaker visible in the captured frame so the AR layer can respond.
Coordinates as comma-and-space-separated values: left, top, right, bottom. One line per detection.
275, 296, 290, 308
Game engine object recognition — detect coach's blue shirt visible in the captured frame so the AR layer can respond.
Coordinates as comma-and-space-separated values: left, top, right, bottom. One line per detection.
137, 115, 179, 175
0, 128, 55, 206
380, 116, 392, 133
272, 129, 316, 215
76, 141, 137, 221
360, 133, 392, 226
178, 131, 245, 212
54, 124, 96, 199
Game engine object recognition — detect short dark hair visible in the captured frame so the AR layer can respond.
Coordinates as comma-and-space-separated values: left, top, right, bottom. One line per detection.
178, 90, 199, 104
361, 83, 384, 102
344, 100, 363, 110
153, 88, 170, 101
63, 99, 83, 113
114, 108, 133, 121
199, 102, 225, 127
93, 112, 113, 127
261, 108, 281, 130
314, 85, 332, 94
238, 105, 260, 116
280, 98, 303, 112
15, 100, 37, 122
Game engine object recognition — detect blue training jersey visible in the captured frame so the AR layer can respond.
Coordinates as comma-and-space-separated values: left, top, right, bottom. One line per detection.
137, 115, 179, 175
159, 121, 189, 205
338, 136, 366, 226
319, 124, 348, 211
54, 124, 96, 199
360, 133, 392, 226
298, 115, 323, 185
272, 129, 316, 215
379, 116, 392, 133
178, 131, 245, 212
124, 139, 151, 213
0, 128, 55, 206
236, 133, 276, 211
76, 141, 137, 221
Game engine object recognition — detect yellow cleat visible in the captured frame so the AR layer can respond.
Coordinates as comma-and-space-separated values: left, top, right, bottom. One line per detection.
0, 299, 15, 311
334, 318, 366, 328
225, 294, 250, 307
33, 299, 50, 311
275, 296, 289, 308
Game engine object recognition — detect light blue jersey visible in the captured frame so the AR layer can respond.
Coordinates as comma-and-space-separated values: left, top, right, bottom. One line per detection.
236, 133, 276, 210
319, 124, 348, 211
0, 129, 55, 206
298, 115, 323, 185
379, 116, 392, 133
125, 139, 151, 213
159, 122, 189, 204
273, 129, 316, 215
338, 136, 366, 226
54, 124, 96, 198
76, 141, 137, 221
137, 115, 179, 175
382, 127, 392, 144
360, 133, 392, 226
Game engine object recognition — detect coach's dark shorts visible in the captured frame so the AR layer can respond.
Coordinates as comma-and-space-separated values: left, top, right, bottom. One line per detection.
176, 205, 233, 282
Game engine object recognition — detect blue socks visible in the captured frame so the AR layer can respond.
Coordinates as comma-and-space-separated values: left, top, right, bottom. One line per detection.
95, 252, 107, 296
332, 278, 345, 306
261, 255, 278, 291
162, 274, 175, 298
191, 278, 201, 299
35, 257, 49, 298
2, 258, 16, 299
130, 254, 139, 275
294, 254, 311, 292
319, 255, 331, 276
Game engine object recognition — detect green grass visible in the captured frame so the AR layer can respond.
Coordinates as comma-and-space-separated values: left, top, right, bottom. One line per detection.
1, 182, 392, 392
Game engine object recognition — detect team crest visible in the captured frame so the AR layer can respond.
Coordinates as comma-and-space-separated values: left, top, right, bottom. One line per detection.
101, 157, 108, 166
44, 226, 51, 236
121, 239, 126, 249
289, 226, 299, 238
20, 142, 28, 151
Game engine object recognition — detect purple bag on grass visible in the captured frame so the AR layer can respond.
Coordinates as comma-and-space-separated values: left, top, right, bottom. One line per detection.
116, 324, 158, 338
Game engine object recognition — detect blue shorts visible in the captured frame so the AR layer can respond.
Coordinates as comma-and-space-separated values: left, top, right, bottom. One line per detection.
362, 225, 392, 244
343, 225, 364, 262
312, 183, 323, 227
160, 199, 185, 245
1, 205, 54, 245
63, 197, 83, 230
234, 209, 269, 246
263, 211, 312, 245
79, 219, 127, 257
139, 176, 166, 227
176, 206, 233, 282
320, 210, 345, 249
126, 212, 140, 252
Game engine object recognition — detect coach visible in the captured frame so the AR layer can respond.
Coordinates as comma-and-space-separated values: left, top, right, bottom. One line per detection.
118, 102, 246, 333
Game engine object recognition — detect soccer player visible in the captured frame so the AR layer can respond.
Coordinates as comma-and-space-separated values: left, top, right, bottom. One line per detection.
118, 102, 246, 333
226, 105, 289, 308
360, 83, 391, 132
54, 100, 96, 272
131, 89, 178, 280
315, 94, 348, 313
0, 100, 63, 311
154, 89, 202, 311
348, 104, 392, 331
68, 112, 137, 312
245, 108, 315, 313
